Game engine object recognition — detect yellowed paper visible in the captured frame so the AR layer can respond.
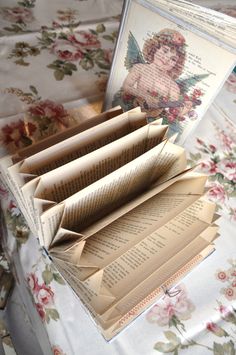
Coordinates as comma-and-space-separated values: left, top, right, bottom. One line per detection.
13, 107, 147, 178
37, 125, 169, 246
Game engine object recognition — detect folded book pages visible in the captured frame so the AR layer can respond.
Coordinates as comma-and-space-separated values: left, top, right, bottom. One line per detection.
0, 106, 218, 340
0, 107, 147, 235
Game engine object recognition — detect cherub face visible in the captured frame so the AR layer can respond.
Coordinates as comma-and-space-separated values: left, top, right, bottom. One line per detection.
153, 45, 179, 72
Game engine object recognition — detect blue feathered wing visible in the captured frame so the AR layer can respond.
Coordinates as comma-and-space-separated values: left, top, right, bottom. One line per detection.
177, 73, 209, 95
124, 31, 146, 70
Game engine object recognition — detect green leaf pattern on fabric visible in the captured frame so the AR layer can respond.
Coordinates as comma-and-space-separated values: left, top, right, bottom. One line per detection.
6, 19, 116, 81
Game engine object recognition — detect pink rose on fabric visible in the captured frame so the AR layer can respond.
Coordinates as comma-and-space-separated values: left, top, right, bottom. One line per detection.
200, 161, 218, 174
103, 48, 113, 65
209, 144, 217, 153
27, 273, 40, 294
206, 322, 227, 337
36, 303, 46, 321
207, 183, 226, 203
196, 138, 204, 145
1, 119, 36, 148
225, 72, 236, 93
219, 131, 234, 151
218, 303, 236, 325
219, 161, 236, 182
51, 40, 84, 62
0, 184, 8, 199
52, 345, 66, 355
28, 100, 68, 127
57, 9, 77, 23
2, 6, 34, 23
230, 268, 236, 277
52, 21, 61, 29
8, 200, 21, 217
218, 304, 231, 317
215, 271, 229, 282
9, 200, 17, 210
28, 100, 66, 118
37, 284, 54, 306
68, 31, 101, 49
232, 280, 236, 287
216, 261, 236, 301
224, 287, 236, 300
146, 284, 195, 326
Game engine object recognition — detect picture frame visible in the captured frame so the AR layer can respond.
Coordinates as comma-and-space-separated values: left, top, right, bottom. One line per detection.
104, 0, 236, 144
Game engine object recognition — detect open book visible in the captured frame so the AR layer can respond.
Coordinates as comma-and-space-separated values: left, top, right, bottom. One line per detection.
0, 107, 218, 340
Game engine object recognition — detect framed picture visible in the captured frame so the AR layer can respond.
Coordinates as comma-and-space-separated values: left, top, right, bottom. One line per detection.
104, 0, 236, 143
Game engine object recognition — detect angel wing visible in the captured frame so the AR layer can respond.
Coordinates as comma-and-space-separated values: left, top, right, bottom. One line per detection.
124, 31, 146, 71
177, 74, 209, 94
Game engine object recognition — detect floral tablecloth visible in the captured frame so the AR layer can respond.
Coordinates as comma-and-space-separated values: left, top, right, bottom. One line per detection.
0, 1, 236, 355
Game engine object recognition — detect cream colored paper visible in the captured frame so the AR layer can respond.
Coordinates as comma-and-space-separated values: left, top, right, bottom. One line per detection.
0, 104, 219, 341
50, 175, 215, 296
39, 138, 185, 248
7, 107, 147, 203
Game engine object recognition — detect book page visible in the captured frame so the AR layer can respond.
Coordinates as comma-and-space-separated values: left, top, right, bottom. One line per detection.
78, 168, 200, 239
52, 257, 101, 308
38, 132, 169, 246
12, 107, 123, 162
4, 107, 125, 221
53, 203, 217, 316
40, 139, 164, 245
88, 200, 216, 314
16, 121, 166, 242
99, 204, 209, 298
18, 108, 147, 176
76, 194, 201, 271
45, 171, 187, 249
5, 108, 148, 234
150, 141, 186, 185
100, 229, 217, 320
51, 173, 201, 255
51, 171, 208, 266
59, 140, 185, 233
51, 194, 215, 282
29, 123, 167, 209
49, 174, 217, 336
58, 142, 167, 232
40, 138, 187, 247
53, 243, 216, 341
153, 0, 236, 46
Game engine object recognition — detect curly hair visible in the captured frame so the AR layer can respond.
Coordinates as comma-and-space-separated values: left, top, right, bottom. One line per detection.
142, 29, 186, 80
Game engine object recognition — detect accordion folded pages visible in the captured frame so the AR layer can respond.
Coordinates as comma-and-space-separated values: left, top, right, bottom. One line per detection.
0, 106, 218, 340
